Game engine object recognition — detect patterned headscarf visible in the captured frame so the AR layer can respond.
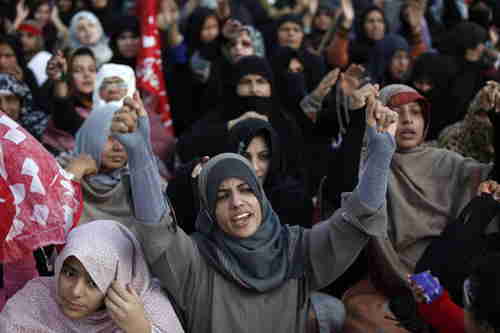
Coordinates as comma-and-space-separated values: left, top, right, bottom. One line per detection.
0, 220, 185, 332
438, 91, 495, 163
224, 25, 266, 61
0, 73, 47, 139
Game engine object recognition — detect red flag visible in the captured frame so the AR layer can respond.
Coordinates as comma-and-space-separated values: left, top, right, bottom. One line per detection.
136, 0, 175, 137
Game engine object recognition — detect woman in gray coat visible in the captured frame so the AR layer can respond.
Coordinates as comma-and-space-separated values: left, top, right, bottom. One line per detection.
111, 92, 398, 333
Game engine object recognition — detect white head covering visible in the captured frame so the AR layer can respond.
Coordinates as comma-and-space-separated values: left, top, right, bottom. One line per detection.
69, 11, 113, 66
92, 63, 136, 109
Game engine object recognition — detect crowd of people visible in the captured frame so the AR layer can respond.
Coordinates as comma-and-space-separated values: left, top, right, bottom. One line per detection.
0, 0, 500, 332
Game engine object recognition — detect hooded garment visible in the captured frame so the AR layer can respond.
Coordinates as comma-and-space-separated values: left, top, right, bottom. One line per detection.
368, 84, 492, 295
74, 104, 124, 188
192, 153, 305, 292
168, 118, 312, 235
0, 73, 48, 140
92, 63, 136, 110
69, 11, 113, 66
410, 52, 459, 140
176, 56, 306, 187
382, 34, 410, 86
185, 7, 220, 61
349, 7, 411, 84
109, 16, 140, 69
0, 220, 185, 333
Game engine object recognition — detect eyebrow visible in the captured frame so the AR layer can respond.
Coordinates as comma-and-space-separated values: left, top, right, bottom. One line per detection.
63, 263, 81, 274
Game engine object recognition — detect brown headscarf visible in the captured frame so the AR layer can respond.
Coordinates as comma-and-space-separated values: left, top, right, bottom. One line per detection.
370, 84, 492, 295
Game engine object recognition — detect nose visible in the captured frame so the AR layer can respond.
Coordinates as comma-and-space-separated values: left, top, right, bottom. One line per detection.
230, 191, 244, 208
111, 138, 124, 151
69, 279, 85, 298
399, 110, 412, 124
249, 81, 259, 95
250, 157, 260, 175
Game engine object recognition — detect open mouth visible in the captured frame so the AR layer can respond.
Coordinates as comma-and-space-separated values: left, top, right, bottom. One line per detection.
231, 212, 253, 227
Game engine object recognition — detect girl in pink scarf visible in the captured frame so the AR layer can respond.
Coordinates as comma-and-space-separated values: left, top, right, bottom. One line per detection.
0, 220, 185, 333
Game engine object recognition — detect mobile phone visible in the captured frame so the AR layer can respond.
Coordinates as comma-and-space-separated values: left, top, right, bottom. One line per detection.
410, 271, 443, 304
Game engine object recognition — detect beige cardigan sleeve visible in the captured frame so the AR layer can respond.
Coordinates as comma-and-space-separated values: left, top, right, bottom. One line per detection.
307, 189, 387, 291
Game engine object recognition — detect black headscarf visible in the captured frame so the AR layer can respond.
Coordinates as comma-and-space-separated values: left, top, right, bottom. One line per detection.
192, 153, 305, 292
271, 46, 311, 104
227, 118, 283, 184
109, 15, 140, 69
185, 7, 220, 60
224, 55, 278, 119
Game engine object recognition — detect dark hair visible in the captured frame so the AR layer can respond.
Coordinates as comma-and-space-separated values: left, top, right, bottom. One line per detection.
438, 22, 487, 57
0, 35, 27, 69
69, 47, 96, 67
468, 253, 500, 332
356, 6, 387, 42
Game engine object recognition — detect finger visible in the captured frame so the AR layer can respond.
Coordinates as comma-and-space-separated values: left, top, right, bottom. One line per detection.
191, 163, 203, 178
105, 297, 127, 320
108, 281, 132, 304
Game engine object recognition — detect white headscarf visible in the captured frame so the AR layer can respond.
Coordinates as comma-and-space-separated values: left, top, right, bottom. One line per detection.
69, 11, 113, 66
92, 63, 136, 109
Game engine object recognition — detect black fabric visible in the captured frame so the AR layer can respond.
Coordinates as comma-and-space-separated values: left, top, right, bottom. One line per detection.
170, 118, 313, 233
84, 0, 116, 35
176, 57, 307, 189
109, 15, 140, 69
410, 52, 459, 140
185, 7, 220, 60
416, 194, 500, 306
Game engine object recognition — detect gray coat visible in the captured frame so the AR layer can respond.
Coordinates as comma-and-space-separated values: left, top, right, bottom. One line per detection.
135, 190, 386, 333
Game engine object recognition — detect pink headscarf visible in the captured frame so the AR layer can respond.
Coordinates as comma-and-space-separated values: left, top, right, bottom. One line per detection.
0, 220, 185, 333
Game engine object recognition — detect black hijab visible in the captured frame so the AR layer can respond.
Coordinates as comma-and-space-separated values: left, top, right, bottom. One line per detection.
227, 118, 283, 185
109, 15, 140, 69
185, 7, 220, 60
224, 55, 278, 120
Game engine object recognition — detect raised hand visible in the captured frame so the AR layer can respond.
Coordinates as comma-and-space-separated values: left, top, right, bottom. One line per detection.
105, 281, 151, 333
478, 180, 500, 200
312, 68, 340, 99
216, 0, 231, 20
46, 50, 68, 81
366, 95, 398, 137
349, 83, 379, 110
340, 64, 366, 97
222, 19, 243, 40
340, 0, 354, 29
191, 156, 210, 178
14, 0, 30, 27
65, 154, 98, 181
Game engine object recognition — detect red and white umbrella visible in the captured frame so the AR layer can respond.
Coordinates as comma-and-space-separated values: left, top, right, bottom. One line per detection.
0, 112, 83, 263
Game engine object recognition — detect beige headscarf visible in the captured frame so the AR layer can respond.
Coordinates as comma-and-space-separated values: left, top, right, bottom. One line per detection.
369, 85, 492, 294
0, 220, 185, 332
